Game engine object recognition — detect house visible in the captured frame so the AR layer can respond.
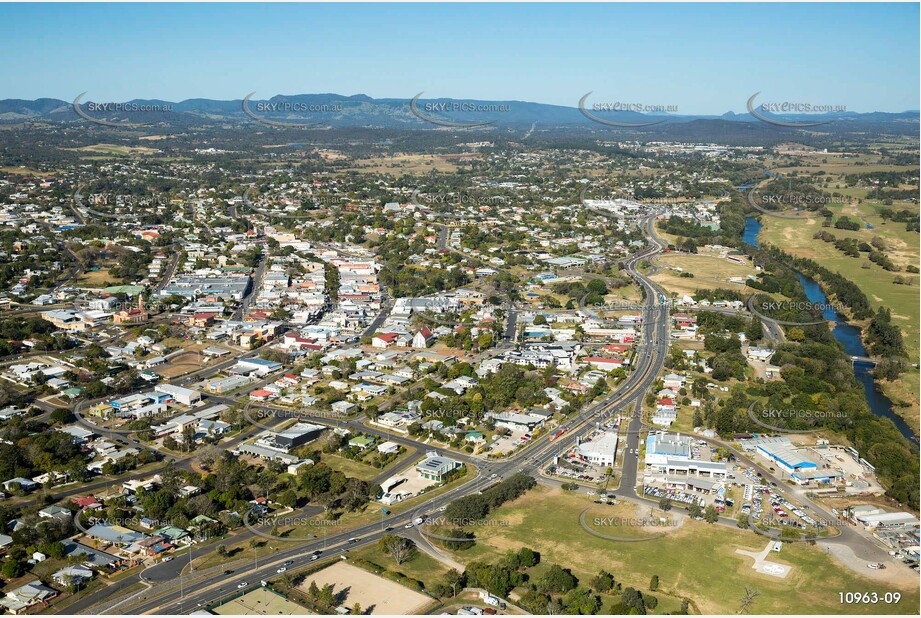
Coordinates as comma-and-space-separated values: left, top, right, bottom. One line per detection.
188, 312, 217, 328
0, 580, 58, 614
349, 435, 376, 450
746, 347, 775, 363
582, 357, 624, 371
2, 477, 38, 493
662, 373, 685, 390
53, 565, 94, 586
249, 389, 274, 401
412, 327, 435, 349
372, 332, 399, 348
38, 505, 72, 520
377, 441, 400, 454
331, 400, 356, 415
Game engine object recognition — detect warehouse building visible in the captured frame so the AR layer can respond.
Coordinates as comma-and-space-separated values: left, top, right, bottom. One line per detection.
154, 384, 202, 407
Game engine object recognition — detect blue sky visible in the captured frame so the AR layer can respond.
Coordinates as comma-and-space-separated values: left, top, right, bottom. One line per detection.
2, 2, 918, 113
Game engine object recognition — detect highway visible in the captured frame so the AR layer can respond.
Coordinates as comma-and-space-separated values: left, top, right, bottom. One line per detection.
84, 211, 674, 615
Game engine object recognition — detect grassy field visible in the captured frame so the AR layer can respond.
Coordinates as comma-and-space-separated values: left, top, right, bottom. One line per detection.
444, 485, 919, 615
76, 269, 116, 287
343, 153, 473, 174
322, 449, 413, 483
65, 143, 160, 156
350, 541, 452, 589
649, 252, 757, 297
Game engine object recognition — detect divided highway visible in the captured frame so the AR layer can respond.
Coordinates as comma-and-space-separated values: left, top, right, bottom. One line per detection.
72, 213, 674, 615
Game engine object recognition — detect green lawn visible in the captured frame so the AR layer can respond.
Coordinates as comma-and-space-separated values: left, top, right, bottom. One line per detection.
350, 542, 452, 589
444, 484, 919, 615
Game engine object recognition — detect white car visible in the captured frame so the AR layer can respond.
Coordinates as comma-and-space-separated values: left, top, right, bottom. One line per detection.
161, 557, 173, 563
310, 555, 319, 562
404, 522, 414, 529
276, 567, 287, 573
237, 582, 249, 589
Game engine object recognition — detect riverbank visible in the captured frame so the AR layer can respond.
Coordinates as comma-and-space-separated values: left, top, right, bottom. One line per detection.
743, 217, 918, 440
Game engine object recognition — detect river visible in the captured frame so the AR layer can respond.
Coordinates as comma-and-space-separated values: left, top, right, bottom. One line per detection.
743, 217, 916, 441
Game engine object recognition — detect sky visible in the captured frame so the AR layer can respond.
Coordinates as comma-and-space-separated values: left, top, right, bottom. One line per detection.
1, 2, 918, 114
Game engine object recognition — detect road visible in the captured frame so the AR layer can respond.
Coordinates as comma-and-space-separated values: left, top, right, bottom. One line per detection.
92, 211, 674, 615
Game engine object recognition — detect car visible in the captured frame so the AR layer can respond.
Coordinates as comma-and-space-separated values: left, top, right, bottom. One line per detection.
404, 522, 414, 529
223, 569, 234, 575
347, 537, 359, 544
161, 557, 173, 563
310, 554, 319, 561
438, 505, 447, 512
237, 582, 249, 589
490, 473, 498, 479
276, 567, 287, 573
284, 560, 293, 566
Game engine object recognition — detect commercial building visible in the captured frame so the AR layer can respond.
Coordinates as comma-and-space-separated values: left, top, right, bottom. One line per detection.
576, 431, 619, 466
272, 422, 325, 450
154, 384, 202, 406
416, 455, 461, 481
745, 436, 842, 485
159, 275, 251, 301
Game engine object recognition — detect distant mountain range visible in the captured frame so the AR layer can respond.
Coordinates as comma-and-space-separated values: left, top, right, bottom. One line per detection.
0, 93, 917, 130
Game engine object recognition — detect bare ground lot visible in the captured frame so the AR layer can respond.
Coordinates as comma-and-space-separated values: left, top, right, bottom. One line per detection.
297, 560, 434, 614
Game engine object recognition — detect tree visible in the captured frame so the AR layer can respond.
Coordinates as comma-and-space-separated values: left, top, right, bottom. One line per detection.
649, 574, 659, 591
590, 570, 615, 593
378, 534, 416, 565
621, 587, 646, 614
658, 497, 672, 511
517, 547, 539, 567
739, 586, 759, 613
563, 587, 602, 614
704, 505, 719, 523
688, 502, 703, 519
538, 564, 578, 594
